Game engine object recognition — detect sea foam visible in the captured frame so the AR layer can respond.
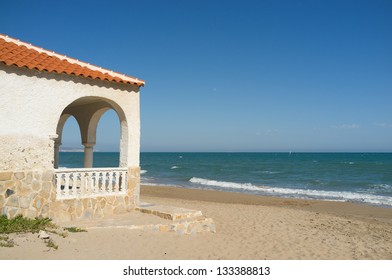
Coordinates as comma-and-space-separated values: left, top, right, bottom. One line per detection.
262, 186, 392, 207
189, 177, 264, 191
189, 177, 392, 207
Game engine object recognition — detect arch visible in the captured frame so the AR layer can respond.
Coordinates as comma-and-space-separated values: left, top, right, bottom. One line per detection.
86, 107, 111, 146
54, 113, 72, 168
56, 113, 83, 145
90, 109, 123, 152
54, 96, 129, 168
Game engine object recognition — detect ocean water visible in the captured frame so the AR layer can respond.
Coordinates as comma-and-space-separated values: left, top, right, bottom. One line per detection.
59, 152, 392, 207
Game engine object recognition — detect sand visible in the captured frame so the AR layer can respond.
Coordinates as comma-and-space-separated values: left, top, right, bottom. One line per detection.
1, 185, 391, 260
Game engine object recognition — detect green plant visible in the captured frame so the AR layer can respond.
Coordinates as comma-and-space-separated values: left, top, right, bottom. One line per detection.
0, 215, 88, 250
0, 215, 56, 234
0, 215, 59, 249
0, 235, 15, 247
64, 226, 87, 233
45, 238, 58, 250
45, 228, 68, 238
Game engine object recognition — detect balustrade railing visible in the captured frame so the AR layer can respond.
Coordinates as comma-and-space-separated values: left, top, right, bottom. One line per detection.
55, 168, 128, 199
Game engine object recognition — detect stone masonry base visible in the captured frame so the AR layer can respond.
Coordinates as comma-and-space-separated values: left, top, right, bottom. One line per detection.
0, 167, 140, 223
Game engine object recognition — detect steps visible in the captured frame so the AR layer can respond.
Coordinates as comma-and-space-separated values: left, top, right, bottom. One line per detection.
61, 202, 216, 235
135, 202, 203, 221
135, 202, 215, 235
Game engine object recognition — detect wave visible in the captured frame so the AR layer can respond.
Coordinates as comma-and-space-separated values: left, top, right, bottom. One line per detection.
369, 184, 392, 191
263, 186, 392, 206
171, 166, 180, 169
261, 171, 279, 174
189, 177, 392, 207
141, 182, 173, 187
140, 170, 148, 174
250, 170, 280, 175
189, 177, 264, 191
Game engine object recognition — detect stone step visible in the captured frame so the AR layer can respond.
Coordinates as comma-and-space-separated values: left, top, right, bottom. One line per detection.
60, 202, 215, 235
60, 208, 216, 235
87, 217, 216, 236
135, 202, 203, 221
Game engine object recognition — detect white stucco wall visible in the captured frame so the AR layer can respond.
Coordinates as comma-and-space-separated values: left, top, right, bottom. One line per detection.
0, 135, 54, 171
0, 64, 140, 171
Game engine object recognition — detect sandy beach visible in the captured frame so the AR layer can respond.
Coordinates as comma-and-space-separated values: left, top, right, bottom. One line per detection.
1, 185, 391, 260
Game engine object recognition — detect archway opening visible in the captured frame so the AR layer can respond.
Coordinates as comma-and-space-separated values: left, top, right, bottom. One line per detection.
58, 115, 84, 168
54, 96, 128, 169
92, 109, 121, 168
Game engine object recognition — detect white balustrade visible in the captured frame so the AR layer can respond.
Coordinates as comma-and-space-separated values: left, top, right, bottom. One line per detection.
55, 168, 128, 200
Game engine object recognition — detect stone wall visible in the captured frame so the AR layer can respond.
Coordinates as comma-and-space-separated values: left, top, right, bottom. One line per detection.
0, 169, 54, 219
0, 167, 140, 223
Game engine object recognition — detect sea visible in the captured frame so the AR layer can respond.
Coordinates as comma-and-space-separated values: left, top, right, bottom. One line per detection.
59, 152, 392, 208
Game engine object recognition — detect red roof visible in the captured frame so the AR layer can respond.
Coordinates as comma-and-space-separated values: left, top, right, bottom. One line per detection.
0, 34, 144, 87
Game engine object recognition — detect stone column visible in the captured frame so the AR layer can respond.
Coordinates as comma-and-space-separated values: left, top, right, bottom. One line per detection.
50, 134, 60, 169
83, 143, 94, 168
54, 140, 61, 169
126, 166, 140, 209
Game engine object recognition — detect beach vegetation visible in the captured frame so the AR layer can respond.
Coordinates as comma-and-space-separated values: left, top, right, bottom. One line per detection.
0, 215, 56, 234
0, 215, 86, 249
44, 238, 58, 250
0, 235, 15, 247
64, 226, 87, 233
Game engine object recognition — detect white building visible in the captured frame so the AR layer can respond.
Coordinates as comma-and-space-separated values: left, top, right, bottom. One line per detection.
0, 34, 144, 222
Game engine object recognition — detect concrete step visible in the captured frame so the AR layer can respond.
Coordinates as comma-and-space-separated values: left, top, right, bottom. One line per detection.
61, 207, 215, 235
84, 216, 216, 236
135, 202, 203, 221
60, 202, 215, 235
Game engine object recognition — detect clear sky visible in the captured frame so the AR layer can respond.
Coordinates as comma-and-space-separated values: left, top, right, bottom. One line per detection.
2, 0, 391, 152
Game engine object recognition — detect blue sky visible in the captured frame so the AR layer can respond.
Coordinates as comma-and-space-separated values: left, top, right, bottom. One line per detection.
2, 0, 391, 152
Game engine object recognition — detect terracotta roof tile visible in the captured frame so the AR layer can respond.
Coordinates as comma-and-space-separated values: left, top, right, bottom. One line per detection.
0, 34, 144, 87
